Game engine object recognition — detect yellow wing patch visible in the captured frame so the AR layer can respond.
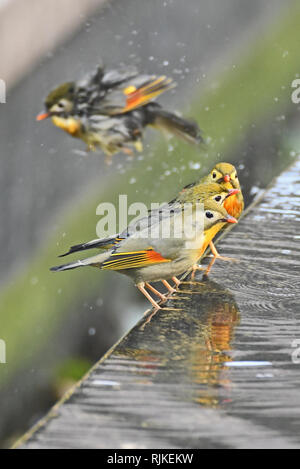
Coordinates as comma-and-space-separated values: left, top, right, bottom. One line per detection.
101, 249, 171, 271
120, 76, 174, 114
124, 85, 137, 95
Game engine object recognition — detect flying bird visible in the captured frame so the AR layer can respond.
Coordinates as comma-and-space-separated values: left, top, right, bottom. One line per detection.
37, 65, 202, 163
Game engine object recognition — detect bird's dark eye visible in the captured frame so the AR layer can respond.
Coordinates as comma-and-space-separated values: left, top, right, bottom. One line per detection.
206, 211, 214, 219
57, 102, 64, 108
235, 173, 238, 179
212, 172, 217, 179
215, 195, 222, 202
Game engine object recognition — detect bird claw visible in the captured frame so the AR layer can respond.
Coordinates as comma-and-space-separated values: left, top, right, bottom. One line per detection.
191, 264, 205, 280
159, 295, 168, 303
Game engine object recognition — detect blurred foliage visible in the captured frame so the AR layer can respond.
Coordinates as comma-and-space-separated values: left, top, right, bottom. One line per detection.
0, 2, 300, 392
54, 357, 92, 382
53, 358, 92, 399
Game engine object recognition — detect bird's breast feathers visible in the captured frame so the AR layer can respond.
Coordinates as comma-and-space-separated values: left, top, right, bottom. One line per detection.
223, 194, 243, 219
196, 224, 224, 258
51, 116, 81, 136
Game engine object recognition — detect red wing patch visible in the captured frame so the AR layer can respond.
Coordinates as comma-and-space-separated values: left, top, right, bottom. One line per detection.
120, 76, 174, 113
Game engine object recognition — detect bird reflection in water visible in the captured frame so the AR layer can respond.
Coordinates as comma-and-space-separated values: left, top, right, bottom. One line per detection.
114, 276, 240, 409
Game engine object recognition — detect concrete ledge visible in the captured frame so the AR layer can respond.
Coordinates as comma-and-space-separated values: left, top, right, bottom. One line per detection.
14, 157, 300, 449
0, 0, 106, 88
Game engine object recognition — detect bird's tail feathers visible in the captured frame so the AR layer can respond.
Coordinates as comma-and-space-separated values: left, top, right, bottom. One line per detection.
50, 260, 86, 272
148, 107, 203, 145
59, 236, 119, 257
51, 252, 110, 272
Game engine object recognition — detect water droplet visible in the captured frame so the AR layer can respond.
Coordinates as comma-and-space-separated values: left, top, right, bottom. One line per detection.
189, 162, 201, 170
96, 298, 103, 307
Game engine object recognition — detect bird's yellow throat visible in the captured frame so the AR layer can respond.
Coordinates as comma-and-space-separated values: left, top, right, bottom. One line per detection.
51, 116, 81, 136
198, 223, 226, 258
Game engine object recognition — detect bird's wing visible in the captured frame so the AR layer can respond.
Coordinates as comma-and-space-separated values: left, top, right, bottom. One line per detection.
113, 207, 192, 260
85, 113, 143, 141
101, 248, 171, 271
101, 66, 139, 87
91, 75, 174, 115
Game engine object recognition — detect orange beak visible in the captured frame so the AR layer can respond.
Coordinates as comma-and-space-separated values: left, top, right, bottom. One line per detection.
224, 174, 230, 183
226, 215, 238, 224
36, 111, 51, 121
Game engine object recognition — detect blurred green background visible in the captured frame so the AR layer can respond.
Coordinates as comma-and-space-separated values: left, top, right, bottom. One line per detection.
0, 0, 300, 447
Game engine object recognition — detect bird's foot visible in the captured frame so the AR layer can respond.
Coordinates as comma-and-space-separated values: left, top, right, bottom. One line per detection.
209, 241, 238, 263
145, 283, 168, 303
191, 264, 205, 280
172, 276, 181, 288
162, 280, 176, 295
137, 283, 161, 311
123, 147, 135, 156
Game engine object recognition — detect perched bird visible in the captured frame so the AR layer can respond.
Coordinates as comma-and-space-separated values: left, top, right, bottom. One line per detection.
59, 182, 239, 258
188, 162, 244, 220
206, 162, 244, 220
58, 177, 240, 281
178, 162, 244, 262
51, 200, 237, 311
58, 170, 241, 283
37, 65, 202, 163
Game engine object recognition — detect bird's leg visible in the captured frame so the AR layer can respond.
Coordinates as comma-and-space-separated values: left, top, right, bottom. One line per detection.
209, 241, 237, 262
172, 277, 181, 288
162, 280, 176, 294
191, 264, 205, 280
137, 283, 161, 310
145, 283, 167, 303
204, 256, 217, 276
123, 146, 134, 156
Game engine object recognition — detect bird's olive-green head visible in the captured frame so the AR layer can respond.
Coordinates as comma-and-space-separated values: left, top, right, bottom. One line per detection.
203, 199, 238, 230
208, 162, 241, 190
178, 181, 239, 206
37, 82, 76, 121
